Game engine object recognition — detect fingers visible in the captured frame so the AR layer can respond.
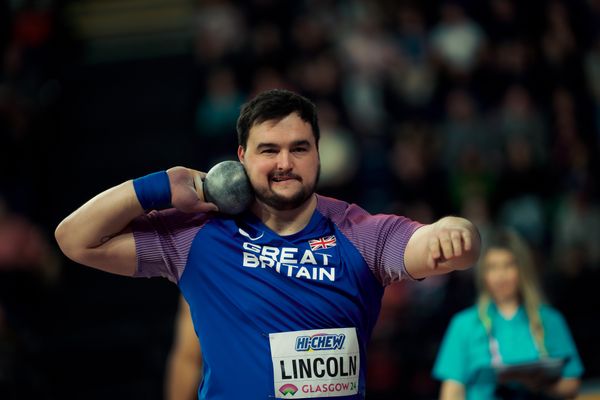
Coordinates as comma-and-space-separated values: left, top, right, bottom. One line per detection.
176, 197, 219, 213
429, 229, 469, 269
462, 230, 472, 251
191, 172, 218, 212
428, 238, 441, 269
193, 201, 219, 213
440, 235, 454, 260
192, 173, 205, 202
188, 170, 217, 212
169, 168, 219, 213
451, 231, 463, 257
189, 168, 207, 179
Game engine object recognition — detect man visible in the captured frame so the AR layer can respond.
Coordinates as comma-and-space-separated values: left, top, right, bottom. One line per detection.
165, 297, 202, 400
55, 89, 480, 399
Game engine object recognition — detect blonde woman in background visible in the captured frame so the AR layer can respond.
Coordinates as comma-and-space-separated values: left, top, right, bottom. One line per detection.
433, 229, 583, 399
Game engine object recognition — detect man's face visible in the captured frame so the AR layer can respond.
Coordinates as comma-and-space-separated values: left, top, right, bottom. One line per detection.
238, 112, 320, 210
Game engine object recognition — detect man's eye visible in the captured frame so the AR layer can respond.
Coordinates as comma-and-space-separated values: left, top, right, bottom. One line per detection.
261, 149, 277, 154
293, 147, 308, 153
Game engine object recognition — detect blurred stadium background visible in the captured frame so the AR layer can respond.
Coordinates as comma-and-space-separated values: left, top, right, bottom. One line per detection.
1, 0, 599, 399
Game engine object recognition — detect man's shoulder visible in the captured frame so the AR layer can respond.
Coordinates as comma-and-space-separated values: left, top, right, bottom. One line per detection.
315, 194, 351, 211
315, 194, 369, 222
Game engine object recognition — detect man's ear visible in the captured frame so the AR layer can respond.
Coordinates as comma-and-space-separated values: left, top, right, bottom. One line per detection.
237, 145, 245, 164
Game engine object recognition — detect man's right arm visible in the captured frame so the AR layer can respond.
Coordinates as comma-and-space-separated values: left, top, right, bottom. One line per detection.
54, 167, 217, 276
55, 180, 141, 276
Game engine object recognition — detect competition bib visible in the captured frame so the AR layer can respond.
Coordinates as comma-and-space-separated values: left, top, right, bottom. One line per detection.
269, 327, 360, 398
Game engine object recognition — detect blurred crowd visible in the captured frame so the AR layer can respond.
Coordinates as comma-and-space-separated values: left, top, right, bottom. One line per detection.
1, 0, 600, 399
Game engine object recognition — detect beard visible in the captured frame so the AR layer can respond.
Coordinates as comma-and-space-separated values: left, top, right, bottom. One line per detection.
253, 165, 320, 211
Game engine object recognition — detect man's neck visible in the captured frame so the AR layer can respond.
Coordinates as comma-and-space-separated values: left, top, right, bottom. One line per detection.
251, 194, 318, 236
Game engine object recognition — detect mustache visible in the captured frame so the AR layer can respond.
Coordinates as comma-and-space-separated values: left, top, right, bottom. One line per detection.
270, 172, 302, 180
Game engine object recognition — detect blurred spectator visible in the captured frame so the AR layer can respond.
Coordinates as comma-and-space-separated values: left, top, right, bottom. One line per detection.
0, 196, 60, 397
482, 0, 525, 43
548, 87, 593, 194
291, 50, 342, 107
548, 189, 600, 378
290, 13, 332, 58
338, 3, 394, 135
387, 6, 437, 116
315, 101, 360, 200
461, 194, 495, 248
493, 85, 547, 165
541, 1, 578, 69
583, 34, 600, 146
194, 67, 245, 162
498, 195, 546, 247
492, 86, 552, 245
248, 22, 286, 70
249, 66, 292, 97
539, 0, 586, 93
553, 189, 600, 271
193, 0, 245, 67
437, 89, 497, 210
388, 122, 451, 217
481, 39, 540, 106
438, 88, 496, 170
433, 229, 583, 399
430, 2, 487, 78
0, 197, 59, 281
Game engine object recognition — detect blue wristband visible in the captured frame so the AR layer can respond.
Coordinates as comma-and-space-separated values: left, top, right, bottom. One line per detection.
132, 171, 172, 211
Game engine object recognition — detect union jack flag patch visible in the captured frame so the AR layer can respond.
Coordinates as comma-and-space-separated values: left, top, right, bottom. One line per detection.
308, 235, 337, 250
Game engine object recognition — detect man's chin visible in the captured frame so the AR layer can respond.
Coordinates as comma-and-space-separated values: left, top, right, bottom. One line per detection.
256, 189, 312, 211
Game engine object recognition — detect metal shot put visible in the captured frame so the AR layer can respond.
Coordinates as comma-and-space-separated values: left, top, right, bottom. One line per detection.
201, 161, 253, 215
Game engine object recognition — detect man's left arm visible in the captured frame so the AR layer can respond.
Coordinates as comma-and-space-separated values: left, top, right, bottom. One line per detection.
404, 216, 481, 279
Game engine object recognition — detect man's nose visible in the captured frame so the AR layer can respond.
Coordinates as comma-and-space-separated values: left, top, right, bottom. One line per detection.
277, 151, 292, 170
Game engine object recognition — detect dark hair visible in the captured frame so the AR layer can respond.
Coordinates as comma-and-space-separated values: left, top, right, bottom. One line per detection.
236, 89, 320, 149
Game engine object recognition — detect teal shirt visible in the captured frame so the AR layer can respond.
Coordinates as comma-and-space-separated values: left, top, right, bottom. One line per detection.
433, 304, 583, 400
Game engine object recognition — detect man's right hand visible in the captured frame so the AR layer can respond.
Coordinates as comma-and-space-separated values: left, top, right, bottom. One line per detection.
167, 167, 219, 214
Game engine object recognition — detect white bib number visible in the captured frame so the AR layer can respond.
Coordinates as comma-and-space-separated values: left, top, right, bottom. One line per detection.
269, 327, 360, 398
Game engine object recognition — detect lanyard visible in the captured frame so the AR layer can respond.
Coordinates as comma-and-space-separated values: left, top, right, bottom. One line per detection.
481, 309, 504, 366
484, 310, 546, 366
488, 333, 503, 366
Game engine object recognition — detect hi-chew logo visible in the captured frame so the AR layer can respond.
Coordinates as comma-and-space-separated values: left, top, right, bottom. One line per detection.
279, 383, 298, 396
295, 333, 346, 352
